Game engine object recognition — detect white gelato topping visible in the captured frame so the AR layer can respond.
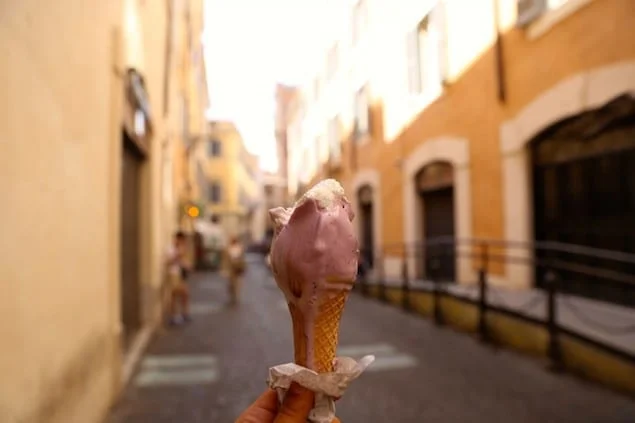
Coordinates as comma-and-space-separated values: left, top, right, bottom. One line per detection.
295, 179, 346, 210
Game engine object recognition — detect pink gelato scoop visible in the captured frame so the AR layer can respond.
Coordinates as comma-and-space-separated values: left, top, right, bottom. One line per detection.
269, 179, 359, 303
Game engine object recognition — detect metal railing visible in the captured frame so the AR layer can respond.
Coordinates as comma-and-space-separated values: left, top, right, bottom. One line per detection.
355, 237, 635, 368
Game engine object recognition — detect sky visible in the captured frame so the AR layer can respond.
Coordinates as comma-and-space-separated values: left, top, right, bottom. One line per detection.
203, 0, 334, 173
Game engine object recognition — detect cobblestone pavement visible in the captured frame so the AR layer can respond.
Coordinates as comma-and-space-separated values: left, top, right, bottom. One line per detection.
106, 255, 635, 423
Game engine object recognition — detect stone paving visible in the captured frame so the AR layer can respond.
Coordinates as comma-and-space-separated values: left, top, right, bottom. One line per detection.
106, 254, 635, 423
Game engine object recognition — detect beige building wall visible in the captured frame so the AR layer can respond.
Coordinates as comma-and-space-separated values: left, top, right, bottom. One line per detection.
0, 2, 123, 423
0, 0, 208, 422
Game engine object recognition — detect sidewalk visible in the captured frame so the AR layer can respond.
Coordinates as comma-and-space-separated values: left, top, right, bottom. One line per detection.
378, 276, 635, 355
106, 255, 635, 423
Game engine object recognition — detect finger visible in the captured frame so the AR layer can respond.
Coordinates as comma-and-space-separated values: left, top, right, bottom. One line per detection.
249, 389, 280, 415
235, 389, 279, 423
273, 382, 315, 423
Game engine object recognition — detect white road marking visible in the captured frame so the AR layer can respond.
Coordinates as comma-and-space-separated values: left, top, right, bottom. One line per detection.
136, 369, 219, 386
142, 355, 218, 368
363, 354, 418, 372
336, 343, 418, 373
337, 343, 396, 357
135, 354, 219, 387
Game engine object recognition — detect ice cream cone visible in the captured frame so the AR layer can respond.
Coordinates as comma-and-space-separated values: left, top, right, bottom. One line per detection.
290, 287, 349, 373
268, 179, 358, 373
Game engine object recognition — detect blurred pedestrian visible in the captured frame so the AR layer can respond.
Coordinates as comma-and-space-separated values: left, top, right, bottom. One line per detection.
204, 214, 226, 270
165, 231, 191, 325
225, 235, 246, 306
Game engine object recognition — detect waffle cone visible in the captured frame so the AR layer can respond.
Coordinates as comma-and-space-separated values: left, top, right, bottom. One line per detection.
289, 291, 348, 373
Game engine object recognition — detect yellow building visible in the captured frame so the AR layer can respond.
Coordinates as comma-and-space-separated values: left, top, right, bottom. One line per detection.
0, 0, 208, 422
289, 0, 635, 299
204, 120, 262, 241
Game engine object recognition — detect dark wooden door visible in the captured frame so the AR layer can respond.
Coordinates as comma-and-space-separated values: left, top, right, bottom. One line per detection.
533, 110, 635, 306
120, 133, 143, 349
360, 203, 374, 268
422, 187, 456, 282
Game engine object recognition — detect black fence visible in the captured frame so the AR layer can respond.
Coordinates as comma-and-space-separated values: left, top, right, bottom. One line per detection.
356, 237, 635, 368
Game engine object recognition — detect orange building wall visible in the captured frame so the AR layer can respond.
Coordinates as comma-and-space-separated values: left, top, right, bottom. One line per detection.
341, 0, 635, 251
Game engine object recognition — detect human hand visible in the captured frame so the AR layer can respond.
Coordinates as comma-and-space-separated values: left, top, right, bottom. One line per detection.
235, 382, 341, 423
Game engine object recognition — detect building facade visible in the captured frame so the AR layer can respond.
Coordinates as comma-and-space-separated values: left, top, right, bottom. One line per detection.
261, 172, 290, 236
275, 84, 298, 184
254, 84, 299, 241
0, 0, 208, 422
287, 0, 635, 301
204, 121, 261, 242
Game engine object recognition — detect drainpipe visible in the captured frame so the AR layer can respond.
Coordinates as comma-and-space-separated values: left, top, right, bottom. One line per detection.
493, 0, 507, 104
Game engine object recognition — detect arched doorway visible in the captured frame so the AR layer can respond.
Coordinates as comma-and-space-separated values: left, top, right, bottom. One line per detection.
531, 93, 635, 306
501, 61, 635, 290
416, 161, 455, 282
357, 185, 375, 269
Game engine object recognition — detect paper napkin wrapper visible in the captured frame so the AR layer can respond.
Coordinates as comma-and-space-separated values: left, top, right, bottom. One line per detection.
267, 355, 375, 423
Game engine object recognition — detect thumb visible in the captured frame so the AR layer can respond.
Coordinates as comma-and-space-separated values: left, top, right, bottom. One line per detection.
273, 382, 315, 423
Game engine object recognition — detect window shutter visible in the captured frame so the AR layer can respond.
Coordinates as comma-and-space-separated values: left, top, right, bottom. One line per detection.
516, 0, 547, 27
432, 1, 449, 84
406, 29, 421, 94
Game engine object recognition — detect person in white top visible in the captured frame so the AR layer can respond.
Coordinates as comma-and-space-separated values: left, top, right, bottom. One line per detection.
224, 235, 246, 306
204, 215, 226, 270
165, 231, 191, 325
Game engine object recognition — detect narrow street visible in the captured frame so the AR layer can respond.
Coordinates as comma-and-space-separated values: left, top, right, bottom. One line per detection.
106, 255, 635, 423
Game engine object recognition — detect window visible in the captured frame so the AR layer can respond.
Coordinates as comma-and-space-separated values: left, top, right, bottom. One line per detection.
517, 0, 571, 26
352, 0, 368, 46
327, 43, 339, 80
520, 0, 590, 37
548, 0, 570, 8
208, 181, 221, 203
406, 24, 422, 94
354, 85, 370, 139
517, 0, 547, 26
208, 139, 222, 157
406, 2, 447, 95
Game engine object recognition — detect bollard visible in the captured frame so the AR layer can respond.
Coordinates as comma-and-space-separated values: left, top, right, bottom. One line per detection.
401, 253, 411, 311
546, 270, 563, 372
477, 268, 489, 343
431, 257, 444, 325
478, 243, 490, 343
378, 252, 387, 302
